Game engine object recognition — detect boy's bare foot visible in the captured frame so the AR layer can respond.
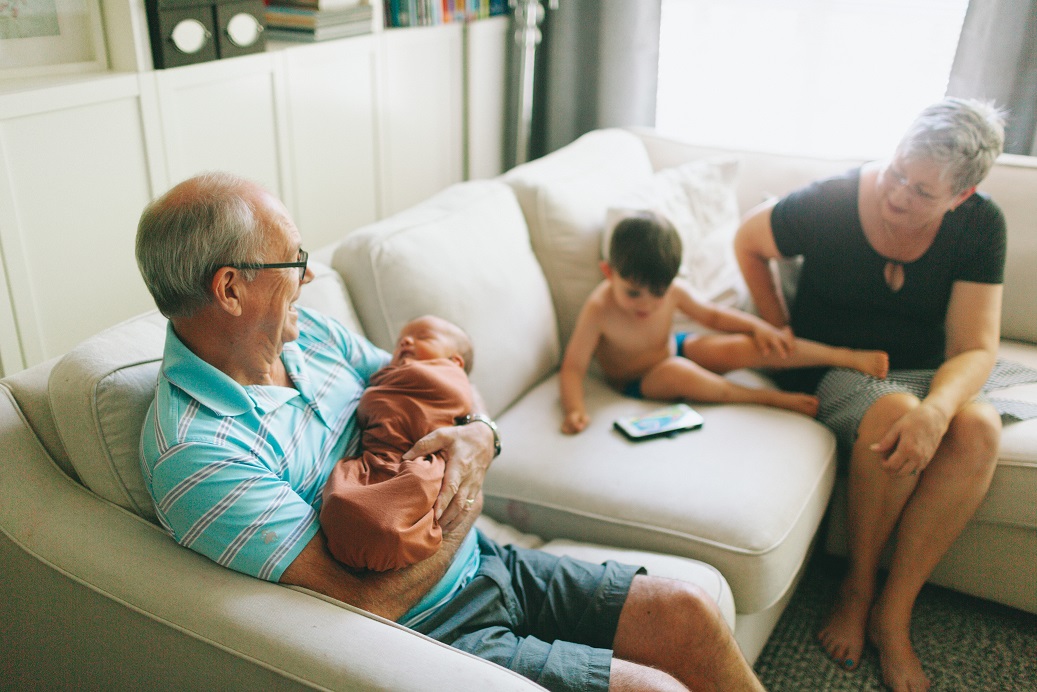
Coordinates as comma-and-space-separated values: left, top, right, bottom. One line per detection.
867, 602, 930, 692
843, 349, 890, 379
818, 578, 872, 671
768, 391, 819, 417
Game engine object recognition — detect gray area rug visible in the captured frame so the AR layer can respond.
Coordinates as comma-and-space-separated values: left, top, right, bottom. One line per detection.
753, 553, 1037, 691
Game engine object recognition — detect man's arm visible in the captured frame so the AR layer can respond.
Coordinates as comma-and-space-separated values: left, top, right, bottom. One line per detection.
280, 494, 483, 620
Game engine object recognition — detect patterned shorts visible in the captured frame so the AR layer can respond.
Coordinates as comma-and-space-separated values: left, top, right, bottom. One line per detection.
816, 358, 1037, 453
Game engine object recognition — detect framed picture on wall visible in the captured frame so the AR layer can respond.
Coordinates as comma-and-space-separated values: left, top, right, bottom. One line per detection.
0, 0, 107, 79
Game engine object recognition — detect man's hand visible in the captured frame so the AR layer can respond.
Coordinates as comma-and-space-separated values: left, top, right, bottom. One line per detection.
562, 408, 590, 435
869, 403, 950, 477
403, 422, 493, 532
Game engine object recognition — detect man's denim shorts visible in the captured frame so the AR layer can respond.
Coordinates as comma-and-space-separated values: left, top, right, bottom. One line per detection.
410, 531, 645, 692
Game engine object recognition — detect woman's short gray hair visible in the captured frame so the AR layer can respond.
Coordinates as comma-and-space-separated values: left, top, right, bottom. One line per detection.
896, 97, 1006, 194
135, 172, 268, 318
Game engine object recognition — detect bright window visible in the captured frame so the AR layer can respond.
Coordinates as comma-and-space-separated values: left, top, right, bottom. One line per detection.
656, 0, 970, 159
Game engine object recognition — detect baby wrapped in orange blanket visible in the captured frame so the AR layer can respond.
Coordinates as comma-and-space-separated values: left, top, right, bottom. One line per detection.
321, 316, 474, 571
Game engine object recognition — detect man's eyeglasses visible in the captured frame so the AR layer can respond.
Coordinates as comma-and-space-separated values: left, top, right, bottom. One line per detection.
228, 249, 309, 283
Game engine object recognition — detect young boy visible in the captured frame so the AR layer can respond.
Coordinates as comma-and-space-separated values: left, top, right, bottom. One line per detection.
560, 211, 889, 434
321, 315, 476, 571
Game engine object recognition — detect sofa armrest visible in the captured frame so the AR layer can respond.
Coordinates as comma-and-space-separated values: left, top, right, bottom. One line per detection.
0, 386, 540, 690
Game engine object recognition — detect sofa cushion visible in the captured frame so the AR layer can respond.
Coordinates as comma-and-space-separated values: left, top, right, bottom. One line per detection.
503, 129, 655, 346
602, 158, 749, 308
46, 261, 358, 520
333, 180, 559, 418
485, 373, 837, 614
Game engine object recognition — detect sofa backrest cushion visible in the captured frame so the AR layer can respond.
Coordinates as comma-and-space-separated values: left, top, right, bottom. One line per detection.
503, 129, 655, 346
333, 180, 559, 418
46, 261, 358, 521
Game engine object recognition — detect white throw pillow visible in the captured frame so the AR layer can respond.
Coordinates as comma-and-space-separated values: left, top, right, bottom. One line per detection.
602, 158, 749, 308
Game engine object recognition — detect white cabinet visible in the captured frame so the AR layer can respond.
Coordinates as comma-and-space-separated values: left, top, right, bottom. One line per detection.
378, 24, 465, 216
281, 36, 380, 249
152, 52, 289, 201
0, 75, 159, 371
0, 23, 504, 376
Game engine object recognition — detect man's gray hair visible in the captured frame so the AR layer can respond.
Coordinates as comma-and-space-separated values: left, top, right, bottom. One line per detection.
896, 97, 1006, 194
136, 172, 268, 318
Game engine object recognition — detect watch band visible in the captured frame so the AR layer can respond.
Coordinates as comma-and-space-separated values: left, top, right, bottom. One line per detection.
455, 413, 501, 458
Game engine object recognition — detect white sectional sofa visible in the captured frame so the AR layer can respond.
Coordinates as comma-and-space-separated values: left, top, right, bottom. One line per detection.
2, 128, 1034, 689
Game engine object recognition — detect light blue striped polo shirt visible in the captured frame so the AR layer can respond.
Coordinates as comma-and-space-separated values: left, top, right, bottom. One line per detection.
140, 307, 480, 620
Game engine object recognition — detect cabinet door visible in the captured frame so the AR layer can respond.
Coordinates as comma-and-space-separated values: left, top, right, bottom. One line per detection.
153, 52, 288, 200
465, 16, 509, 180
282, 36, 380, 250
0, 76, 157, 370
379, 24, 465, 216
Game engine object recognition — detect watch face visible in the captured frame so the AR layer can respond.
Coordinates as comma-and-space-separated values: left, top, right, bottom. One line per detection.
170, 19, 210, 55
226, 13, 262, 48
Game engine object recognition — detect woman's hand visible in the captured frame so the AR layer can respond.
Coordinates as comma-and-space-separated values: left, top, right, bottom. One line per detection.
869, 403, 950, 477
752, 323, 796, 359
404, 422, 494, 532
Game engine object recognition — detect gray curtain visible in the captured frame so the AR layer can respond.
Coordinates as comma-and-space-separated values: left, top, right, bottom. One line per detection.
946, 0, 1037, 155
517, 0, 662, 162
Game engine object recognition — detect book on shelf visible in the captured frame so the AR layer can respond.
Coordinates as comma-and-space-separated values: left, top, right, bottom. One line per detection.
265, 4, 374, 29
264, 22, 374, 42
272, 0, 368, 11
384, 0, 507, 28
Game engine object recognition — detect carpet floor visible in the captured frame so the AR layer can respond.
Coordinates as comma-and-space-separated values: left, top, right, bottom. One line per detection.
752, 553, 1037, 691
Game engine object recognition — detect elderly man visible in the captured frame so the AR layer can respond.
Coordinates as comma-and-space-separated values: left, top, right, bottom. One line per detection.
135, 172, 764, 692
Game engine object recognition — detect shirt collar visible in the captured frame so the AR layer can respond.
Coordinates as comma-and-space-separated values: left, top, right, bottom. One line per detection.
161, 323, 302, 417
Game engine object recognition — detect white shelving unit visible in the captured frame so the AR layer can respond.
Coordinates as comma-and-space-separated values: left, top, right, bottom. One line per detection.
0, 13, 510, 376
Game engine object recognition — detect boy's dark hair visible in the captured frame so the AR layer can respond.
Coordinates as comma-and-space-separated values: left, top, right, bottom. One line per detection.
608, 211, 683, 295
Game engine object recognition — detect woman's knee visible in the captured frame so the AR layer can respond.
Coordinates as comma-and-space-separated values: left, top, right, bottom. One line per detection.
856, 392, 920, 442
943, 402, 1001, 471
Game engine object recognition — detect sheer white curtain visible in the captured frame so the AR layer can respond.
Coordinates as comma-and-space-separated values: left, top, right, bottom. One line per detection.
655, 0, 969, 158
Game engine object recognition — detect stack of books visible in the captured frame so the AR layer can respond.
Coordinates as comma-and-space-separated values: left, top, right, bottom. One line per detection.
265, 0, 375, 42
384, 0, 507, 28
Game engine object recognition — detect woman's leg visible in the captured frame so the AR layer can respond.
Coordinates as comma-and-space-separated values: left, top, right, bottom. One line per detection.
684, 333, 888, 378
819, 393, 921, 671
639, 356, 818, 416
868, 401, 1000, 692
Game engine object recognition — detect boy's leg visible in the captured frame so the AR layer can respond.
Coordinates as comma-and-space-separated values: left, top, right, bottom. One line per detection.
684, 334, 888, 378
640, 357, 818, 416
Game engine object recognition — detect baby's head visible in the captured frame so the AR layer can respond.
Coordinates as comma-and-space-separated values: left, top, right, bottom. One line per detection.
603, 211, 682, 312
392, 315, 474, 374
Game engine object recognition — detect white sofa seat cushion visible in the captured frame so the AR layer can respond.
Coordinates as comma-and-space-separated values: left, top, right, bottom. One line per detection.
503, 129, 655, 345
333, 180, 559, 418
485, 374, 837, 615
46, 262, 359, 521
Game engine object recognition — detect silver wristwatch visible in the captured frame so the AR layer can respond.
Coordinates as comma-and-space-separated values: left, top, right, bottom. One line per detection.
455, 413, 501, 458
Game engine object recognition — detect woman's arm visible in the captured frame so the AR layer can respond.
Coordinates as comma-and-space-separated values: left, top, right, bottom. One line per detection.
280, 494, 483, 620
733, 201, 789, 329
871, 281, 1002, 475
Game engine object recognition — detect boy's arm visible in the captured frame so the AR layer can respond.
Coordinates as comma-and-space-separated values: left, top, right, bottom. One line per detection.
559, 297, 604, 434
672, 281, 794, 357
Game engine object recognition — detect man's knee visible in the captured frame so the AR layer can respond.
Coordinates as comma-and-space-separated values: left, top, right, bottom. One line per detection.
626, 575, 729, 639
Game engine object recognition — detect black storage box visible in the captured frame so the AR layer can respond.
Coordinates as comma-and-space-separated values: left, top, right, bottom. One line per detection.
147, 0, 266, 69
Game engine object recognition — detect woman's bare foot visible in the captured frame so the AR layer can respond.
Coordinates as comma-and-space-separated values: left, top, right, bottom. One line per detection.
842, 349, 890, 379
766, 390, 820, 417
868, 601, 930, 692
818, 577, 872, 671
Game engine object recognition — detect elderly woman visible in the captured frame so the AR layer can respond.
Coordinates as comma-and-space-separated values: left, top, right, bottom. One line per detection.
735, 98, 1008, 692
